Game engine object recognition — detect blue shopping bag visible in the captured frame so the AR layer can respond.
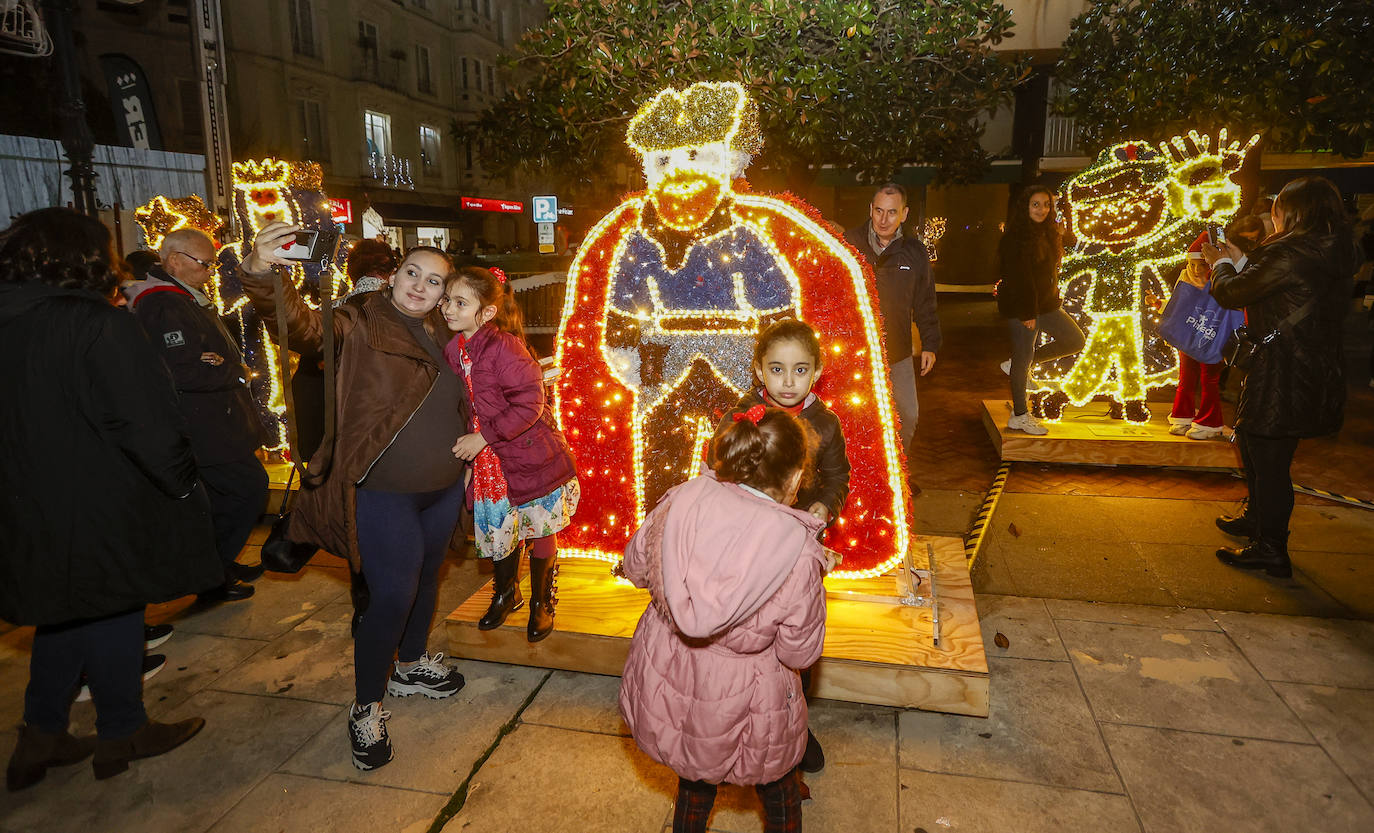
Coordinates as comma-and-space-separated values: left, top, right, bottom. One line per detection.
1158, 280, 1245, 365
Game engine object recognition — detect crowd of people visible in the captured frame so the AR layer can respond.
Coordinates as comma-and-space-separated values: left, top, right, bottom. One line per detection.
1, 169, 1364, 831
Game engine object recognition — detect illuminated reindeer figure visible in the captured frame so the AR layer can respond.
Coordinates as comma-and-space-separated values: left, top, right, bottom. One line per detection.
1032, 130, 1258, 423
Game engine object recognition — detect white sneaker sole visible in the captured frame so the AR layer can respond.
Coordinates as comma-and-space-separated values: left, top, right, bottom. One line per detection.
386, 680, 463, 699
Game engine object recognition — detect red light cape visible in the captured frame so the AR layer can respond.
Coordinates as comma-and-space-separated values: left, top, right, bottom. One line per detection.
553, 188, 913, 577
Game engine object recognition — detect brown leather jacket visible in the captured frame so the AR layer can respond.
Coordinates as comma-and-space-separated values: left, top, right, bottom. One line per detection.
239, 267, 470, 569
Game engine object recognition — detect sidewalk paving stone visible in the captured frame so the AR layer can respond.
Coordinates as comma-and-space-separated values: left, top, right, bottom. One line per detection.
0, 690, 336, 833
975, 595, 1068, 662
439, 723, 674, 833
1043, 599, 1220, 631
1057, 620, 1310, 742
898, 770, 1142, 833
1210, 612, 1374, 688
1138, 543, 1351, 617
1292, 551, 1374, 619
1288, 505, 1374, 556
141, 631, 269, 718
1271, 683, 1374, 804
149, 567, 351, 642
997, 539, 1176, 606
520, 669, 631, 737
212, 601, 357, 705
898, 656, 1121, 793
1102, 722, 1374, 833
204, 773, 446, 833
279, 659, 546, 795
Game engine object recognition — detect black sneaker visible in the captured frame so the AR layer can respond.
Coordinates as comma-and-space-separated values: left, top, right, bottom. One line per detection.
799, 729, 825, 773
75, 654, 165, 703
144, 623, 173, 650
348, 702, 393, 771
386, 652, 466, 699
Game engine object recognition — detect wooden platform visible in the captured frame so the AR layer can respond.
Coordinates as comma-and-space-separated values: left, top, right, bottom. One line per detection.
445, 535, 988, 716
983, 399, 1241, 469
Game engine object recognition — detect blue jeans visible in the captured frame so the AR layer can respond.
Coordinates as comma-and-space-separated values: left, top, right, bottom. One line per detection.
24, 608, 147, 739
1007, 308, 1086, 415
353, 479, 465, 704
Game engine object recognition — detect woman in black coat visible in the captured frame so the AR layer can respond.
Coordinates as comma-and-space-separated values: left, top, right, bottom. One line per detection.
1204, 177, 1358, 577
0, 209, 221, 790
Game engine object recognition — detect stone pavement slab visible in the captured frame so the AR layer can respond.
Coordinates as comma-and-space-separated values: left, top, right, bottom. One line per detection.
1043, 599, 1220, 631
985, 493, 1127, 543
911, 489, 982, 538
1092, 497, 1232, 546
150, 566, 351, 641
1292, 551, 1374, 618
1211, 612, 1374, 688
1139, 543, 1350, 617
204, 773, 445, 833
279, 659, 546, 795
0, 690, 337, 833
1057, 620, 1310, 742
140, 631, 269, 718
439, 723, 674, 833
702, 700, 898, 833
1271, 683, 1374, 803
998, 539, 1176, 606
898, 656, 1121, 793
975, 595, 1067, 662
1102, 723, 1374, 833
213, 601, 357, 705
520, 669, 630, 736
899, 770, 1142, 833
1288, 505, 1374, 556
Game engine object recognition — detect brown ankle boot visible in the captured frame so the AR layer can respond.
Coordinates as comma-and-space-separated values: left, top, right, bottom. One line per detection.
6, 723, 95, 792
527, 553, 559, 643
92, 717, 206, 780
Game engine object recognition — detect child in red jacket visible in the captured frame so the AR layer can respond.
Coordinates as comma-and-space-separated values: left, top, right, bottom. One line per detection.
442, 267, 579, 642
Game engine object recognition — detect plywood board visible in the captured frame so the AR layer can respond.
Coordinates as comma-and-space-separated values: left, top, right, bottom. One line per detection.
983, 399, 1240, 469
445, 535, 988, 716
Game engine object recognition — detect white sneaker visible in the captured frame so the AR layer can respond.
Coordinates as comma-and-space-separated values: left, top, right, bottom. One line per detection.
1186, 423, 1223, 440
1007, 412, 1048, 435
1000, 359, 1012, 376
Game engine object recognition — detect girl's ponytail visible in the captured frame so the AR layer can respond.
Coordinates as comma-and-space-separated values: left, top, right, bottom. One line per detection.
712, 406, 812, 496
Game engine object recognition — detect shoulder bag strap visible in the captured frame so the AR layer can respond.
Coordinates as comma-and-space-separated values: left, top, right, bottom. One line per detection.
273, 266, 303, 512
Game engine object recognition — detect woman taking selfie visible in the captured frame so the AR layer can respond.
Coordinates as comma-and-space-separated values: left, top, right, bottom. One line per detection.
1204, 177, 1357, 578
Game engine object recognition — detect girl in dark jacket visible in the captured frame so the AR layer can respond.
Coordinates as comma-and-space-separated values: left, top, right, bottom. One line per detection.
241, 223, 470, 773
996, 186, 1086, 434
2, 209, 219, 789
1204, 177, 1357, 577
442, 267, 580, 643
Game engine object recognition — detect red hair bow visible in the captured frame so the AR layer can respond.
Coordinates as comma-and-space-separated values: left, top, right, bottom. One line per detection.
733, 403, 766, 424
490, 267, 508, 283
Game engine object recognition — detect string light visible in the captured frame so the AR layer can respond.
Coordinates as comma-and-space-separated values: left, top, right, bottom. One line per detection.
921, 216, 946, 262
553, 83, 910, 578
1032, 129, 1258, 422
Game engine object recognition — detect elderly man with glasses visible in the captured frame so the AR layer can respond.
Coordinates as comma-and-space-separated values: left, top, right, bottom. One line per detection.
123, 228, 267, 603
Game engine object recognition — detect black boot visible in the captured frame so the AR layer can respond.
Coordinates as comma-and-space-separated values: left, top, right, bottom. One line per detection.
1217, 535, 1291, 578
478, 552, 524, 630
6, 723, 95, 792
527, 553, 559, 643
1216, 501, 1257, 539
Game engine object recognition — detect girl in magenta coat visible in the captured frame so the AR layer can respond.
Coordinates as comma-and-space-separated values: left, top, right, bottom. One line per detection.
442, 267, 579, 643
619, 406, 831, 833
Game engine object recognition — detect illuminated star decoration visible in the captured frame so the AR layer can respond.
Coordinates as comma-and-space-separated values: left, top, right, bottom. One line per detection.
553, 82, 910, 578
134, 195, 223, 251
1032, 129, 1258, 422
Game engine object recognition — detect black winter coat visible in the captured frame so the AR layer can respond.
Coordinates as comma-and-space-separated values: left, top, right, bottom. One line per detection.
996, 231, 1062, 320
715, 389, 850, 523
126, 267, 266, 465
1211, 233, 1356, 438
843, 226, 942, 363
0, 282, 222, 626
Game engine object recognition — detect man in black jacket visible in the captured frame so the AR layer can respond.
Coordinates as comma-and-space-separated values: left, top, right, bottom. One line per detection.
844, 184, 942, 457
125, 228, 267, 602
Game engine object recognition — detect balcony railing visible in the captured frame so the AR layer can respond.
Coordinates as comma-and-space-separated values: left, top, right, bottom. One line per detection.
1043, 115, 1083, 158
364, 153, 415, 190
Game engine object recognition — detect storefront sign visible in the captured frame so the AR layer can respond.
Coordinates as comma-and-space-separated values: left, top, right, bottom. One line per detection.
328, 198, 353, 224
462, 196, 524, 213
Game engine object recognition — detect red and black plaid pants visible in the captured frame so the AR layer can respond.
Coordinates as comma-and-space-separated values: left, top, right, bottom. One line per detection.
673, 768, 802, 833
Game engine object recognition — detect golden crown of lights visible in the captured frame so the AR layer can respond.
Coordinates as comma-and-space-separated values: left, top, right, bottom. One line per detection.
627, 82, 763, 155
231, 158, 324, 190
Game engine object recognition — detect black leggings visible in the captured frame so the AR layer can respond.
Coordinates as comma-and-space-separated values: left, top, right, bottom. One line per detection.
1237, 430, 1299, 542
353, 479, 464, 704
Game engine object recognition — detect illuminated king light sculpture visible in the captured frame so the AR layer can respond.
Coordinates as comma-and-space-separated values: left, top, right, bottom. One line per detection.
135, 159, 352, 452
1032, 129, 1258, 423
554, 81, 910, 577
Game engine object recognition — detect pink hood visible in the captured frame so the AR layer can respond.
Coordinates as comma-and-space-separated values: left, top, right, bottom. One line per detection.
658, 473, 825, 639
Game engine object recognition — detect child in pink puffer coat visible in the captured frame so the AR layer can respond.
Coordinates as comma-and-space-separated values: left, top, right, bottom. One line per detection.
619, 405, 831, 833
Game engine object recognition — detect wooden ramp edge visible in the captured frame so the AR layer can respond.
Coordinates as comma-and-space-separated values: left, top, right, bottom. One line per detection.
445, 535, 988, 717
982, 399, 1240, 469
